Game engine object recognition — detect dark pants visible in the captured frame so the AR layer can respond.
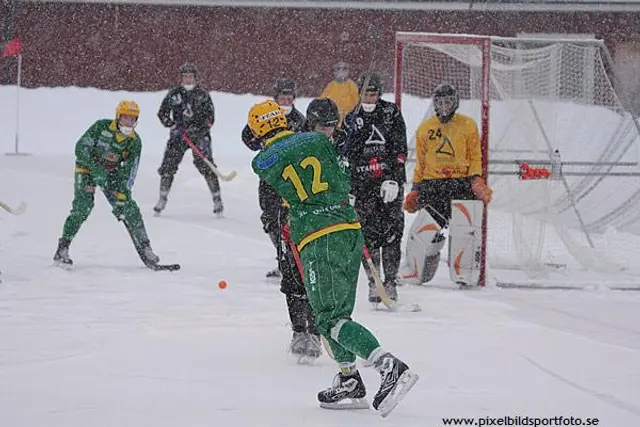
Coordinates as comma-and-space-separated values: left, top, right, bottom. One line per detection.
158, 133, 221, 199
277, 208, 317, 335
416, 177, 477, 228
354, 188, 404, 284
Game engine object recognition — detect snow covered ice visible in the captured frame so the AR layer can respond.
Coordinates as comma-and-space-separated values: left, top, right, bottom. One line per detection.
0, 87, 639, 426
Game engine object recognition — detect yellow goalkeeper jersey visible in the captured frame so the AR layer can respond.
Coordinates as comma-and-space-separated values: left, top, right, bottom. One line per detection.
320, 79, 360, 125
413, 113, 482, 182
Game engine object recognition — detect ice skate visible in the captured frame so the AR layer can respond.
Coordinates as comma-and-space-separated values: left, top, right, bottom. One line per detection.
368, 282, 382, 305
297, 334, 322, 364
372, 352, 419, 418
212, 192, 224, 218
141, 245, 160, 265
289, 331, 307, 358
153, 193, 168, 216
318, 370, 369, 410
53, 238, 73, 269
384, 280, 398, 301
265, 267, 281, 282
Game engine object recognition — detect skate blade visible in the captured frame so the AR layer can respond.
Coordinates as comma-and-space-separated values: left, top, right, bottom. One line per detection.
297, 354, 319, 365
319, 398, 369, 410
377, 370, 419, 418
53, 261, 73, 271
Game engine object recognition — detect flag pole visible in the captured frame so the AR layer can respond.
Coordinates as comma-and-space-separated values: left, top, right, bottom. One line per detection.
14, 53, 21, 154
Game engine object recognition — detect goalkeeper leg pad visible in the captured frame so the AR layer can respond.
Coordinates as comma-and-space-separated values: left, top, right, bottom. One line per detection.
448, 200, 483, 286
399, 210, 445, 285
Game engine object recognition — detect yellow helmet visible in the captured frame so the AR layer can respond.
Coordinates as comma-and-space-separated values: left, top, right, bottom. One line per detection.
248, 99, 288, 138
115, 100, 140, 120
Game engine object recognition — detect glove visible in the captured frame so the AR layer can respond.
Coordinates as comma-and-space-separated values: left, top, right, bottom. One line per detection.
348, 194, 356, 207
404, 190, 419, 213
111, 192, 127, 221
471, 176, 493, 204
380, 180, 399, 204
92, 168, 108, 188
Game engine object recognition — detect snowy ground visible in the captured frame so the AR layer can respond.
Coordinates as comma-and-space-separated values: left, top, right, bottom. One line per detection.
1, 87, 639, 426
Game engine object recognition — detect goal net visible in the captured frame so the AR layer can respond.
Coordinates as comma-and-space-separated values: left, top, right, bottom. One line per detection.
395, 32, 640, 288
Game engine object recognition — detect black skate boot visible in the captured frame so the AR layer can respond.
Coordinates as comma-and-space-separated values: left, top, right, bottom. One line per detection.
384, 279, 398, 301
289, 331, 307, 358
372, 352, 419, 418
368, 281, 382, 304
212, 191, 224, 218
265, 267, 281, 281
141, 244, 160, 265
153, 192, 168, 215
297, 333, 322, 365
53, 238, 73, 268
318, 370, 369, 410
154, 176, 173, 215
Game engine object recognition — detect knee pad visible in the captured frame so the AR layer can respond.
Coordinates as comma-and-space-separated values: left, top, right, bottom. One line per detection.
449, 200, 483, 286
330, 318, 349, 342
399, 210, 445, 285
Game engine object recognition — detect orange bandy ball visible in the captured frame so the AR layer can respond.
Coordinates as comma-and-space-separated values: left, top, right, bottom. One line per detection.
218, 280, 227, 289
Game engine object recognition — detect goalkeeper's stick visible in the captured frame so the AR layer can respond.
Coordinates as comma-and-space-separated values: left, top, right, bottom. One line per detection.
0, 200, 27, 215
183, 133, 237, 182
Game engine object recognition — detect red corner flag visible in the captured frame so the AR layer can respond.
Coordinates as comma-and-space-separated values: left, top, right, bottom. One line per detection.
2, 37, 22, 58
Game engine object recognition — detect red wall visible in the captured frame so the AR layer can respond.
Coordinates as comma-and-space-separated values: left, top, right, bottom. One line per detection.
5, 3, 640, 95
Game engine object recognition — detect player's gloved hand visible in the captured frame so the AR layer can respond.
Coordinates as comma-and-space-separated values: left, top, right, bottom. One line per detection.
403, 190, 419, 213
471, 176, 493, 204
92, 169, 108, 188
380, 180, 399, 203
111, 192, 127, 221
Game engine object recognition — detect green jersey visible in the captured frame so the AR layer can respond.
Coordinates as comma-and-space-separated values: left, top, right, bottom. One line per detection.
74, 119, 142, 192
251, 130, 360, 251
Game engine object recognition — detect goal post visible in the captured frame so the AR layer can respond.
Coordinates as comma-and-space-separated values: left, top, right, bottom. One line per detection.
394, 31, 640, 289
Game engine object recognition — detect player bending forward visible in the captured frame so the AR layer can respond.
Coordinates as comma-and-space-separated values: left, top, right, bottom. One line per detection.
250, 100, 418, 417
53, 101, 179, 271
401, 84, 492, 287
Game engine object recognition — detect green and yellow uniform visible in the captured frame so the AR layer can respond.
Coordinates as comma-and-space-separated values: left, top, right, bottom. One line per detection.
61, 119, 149, 246
252, 129, 381, 366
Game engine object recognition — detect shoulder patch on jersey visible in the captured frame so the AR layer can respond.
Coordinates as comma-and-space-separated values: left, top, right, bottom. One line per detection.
254, 153, 279, 170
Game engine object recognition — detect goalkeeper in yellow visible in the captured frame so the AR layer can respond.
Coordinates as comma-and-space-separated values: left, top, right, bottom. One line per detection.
400, 83, 492, 287
249, 100, 418, 417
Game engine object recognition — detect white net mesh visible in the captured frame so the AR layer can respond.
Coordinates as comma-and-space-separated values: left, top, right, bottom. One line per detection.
398, 34, 640, 286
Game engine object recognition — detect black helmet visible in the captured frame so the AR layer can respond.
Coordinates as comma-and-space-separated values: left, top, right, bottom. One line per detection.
357, 72, 383, 94
180, 62, 198, 75
273, 78, 297, 98
306, 98, 339, 128
433, 83, 459, 123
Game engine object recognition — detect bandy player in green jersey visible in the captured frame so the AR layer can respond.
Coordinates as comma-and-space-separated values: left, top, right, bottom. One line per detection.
53, 101, 179, 271
249, 100, 418, 417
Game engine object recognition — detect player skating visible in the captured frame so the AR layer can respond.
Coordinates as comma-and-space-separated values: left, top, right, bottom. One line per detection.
343, 72, 409, 304
153, 62, 224, 217
241, 78, 305, 280
53, 101, 179, 271
249, 99, 418, 417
